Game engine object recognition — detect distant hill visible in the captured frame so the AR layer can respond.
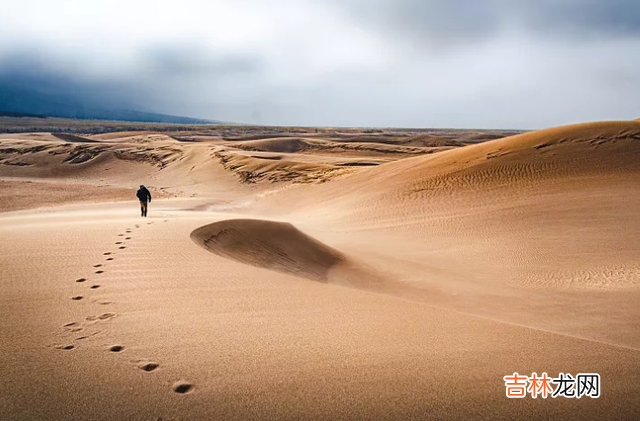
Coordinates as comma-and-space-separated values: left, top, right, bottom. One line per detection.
0, 106, 217, 124
0, 110, 47, 118
0, 75, 222, 125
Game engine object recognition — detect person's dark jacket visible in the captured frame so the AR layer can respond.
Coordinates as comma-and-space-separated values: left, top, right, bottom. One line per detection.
136, 187, 152, 203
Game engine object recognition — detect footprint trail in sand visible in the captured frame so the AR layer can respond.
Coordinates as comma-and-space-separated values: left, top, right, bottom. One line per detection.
55, 220, 193, 398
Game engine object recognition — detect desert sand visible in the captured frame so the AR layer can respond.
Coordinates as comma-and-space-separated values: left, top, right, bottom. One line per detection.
1, 121, 640, 420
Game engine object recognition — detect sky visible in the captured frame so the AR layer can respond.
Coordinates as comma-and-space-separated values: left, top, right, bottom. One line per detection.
1, 0, 639, 129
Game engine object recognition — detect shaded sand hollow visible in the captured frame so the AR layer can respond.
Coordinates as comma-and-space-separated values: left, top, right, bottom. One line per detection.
1, 121, 640, 420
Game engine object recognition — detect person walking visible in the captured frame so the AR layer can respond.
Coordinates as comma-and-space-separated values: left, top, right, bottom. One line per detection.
136, 185, 152, 217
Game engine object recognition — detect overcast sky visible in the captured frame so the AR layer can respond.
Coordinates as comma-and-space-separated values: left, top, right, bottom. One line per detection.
1, 0, 639, 128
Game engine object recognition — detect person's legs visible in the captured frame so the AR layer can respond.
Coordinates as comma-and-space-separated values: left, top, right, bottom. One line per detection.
143, 201, 148, 217
140, 200, 146, 217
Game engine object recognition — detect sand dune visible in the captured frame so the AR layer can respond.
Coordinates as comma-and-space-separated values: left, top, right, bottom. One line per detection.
253, 120, 640, 348
325, 121, 640, 195
228, 136, 443, 155
51, 133, 100, 143
213, 150, 351, 183
1, 120, 640, 420
192, 219, 346, 281
89, 130, 154, 140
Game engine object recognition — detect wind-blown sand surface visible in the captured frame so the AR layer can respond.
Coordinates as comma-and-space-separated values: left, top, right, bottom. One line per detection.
1, 121, 640, 420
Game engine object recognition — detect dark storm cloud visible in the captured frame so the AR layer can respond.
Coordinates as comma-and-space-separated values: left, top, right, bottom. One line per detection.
0, 52, 147, 115
337, 0, 640, 47
0, 46, 265, 121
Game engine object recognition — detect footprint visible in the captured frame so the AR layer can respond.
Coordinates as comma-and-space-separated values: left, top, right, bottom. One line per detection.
56, 344, 75, 350
115, 242, 123, 245
172, 381, 194, 394
98, 301, 112, 305
118, 234, 124, 237
95, 270, 104, 274
125, 237, 131, 240
118, 246, 126, 250
63, 322, 77, 327
87, 313, 116, 321
76, 278, 87, 283
90, 285, 101, 289
109, 345, 124, 353
103, 252, 112, 256
71, 296, 84, 301
106, 257, 114, 261
93, 264, 103, 268
138, 361, 160, 372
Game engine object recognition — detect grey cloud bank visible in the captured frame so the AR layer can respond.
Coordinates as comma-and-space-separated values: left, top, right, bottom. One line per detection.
1, 0, 639, 128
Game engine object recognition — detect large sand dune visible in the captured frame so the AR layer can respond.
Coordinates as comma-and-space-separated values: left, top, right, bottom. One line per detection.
1, 121, 640, 420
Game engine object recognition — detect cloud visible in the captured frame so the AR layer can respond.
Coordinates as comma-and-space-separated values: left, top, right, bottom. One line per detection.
515, 0, 640, 37
139, 45, 262, 78
337, 0, 640, 46
0, 0, 639, 128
